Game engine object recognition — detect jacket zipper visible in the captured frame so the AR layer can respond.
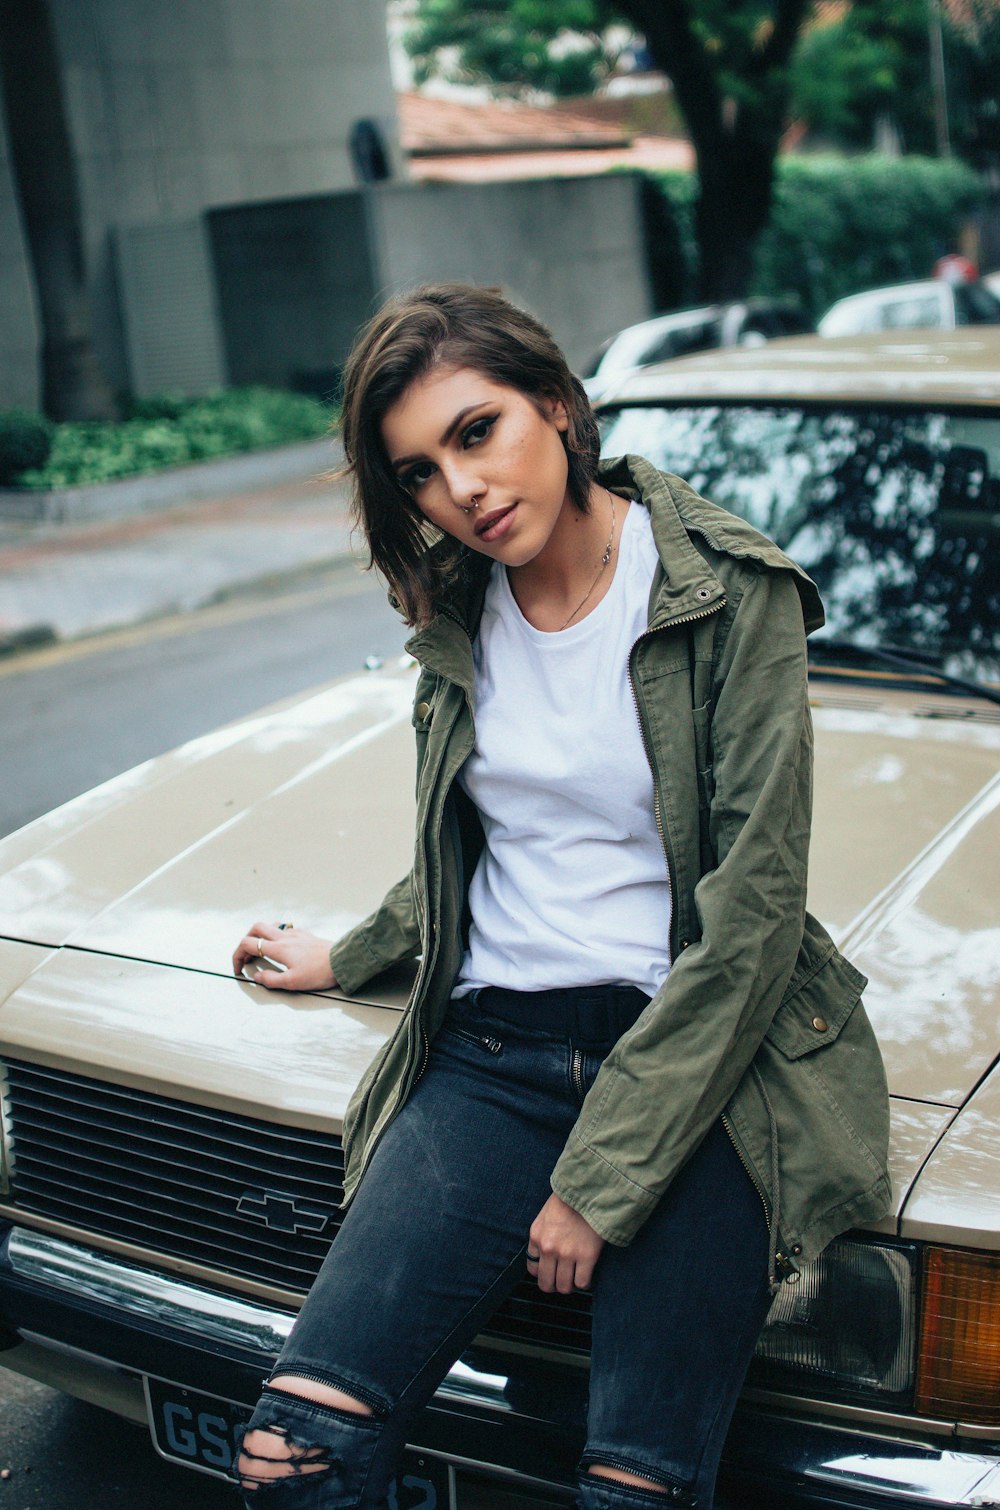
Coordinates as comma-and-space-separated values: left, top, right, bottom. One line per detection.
626, 600, 723, 958
629, 597, 784, 1281
720, 1109, 774, 1258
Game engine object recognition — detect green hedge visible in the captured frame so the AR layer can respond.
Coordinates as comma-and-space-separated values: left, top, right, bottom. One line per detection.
0, 408, 55, 485
4, 387, 333, 490
646, 154, 986, 318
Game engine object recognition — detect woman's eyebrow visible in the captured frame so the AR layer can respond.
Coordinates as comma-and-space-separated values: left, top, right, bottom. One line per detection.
391, 403, 488, 474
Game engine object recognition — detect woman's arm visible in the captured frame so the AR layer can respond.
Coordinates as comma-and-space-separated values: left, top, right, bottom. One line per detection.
551, 567, 813, 1246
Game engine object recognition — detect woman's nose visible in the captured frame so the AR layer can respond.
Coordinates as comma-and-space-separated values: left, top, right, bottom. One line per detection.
440, 458, 485, 511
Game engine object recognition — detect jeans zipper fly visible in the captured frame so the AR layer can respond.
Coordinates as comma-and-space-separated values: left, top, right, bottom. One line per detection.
571, 1047, 585, 1100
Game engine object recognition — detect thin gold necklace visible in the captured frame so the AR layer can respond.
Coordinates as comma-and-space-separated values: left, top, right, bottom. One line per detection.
559, 492, 617, 631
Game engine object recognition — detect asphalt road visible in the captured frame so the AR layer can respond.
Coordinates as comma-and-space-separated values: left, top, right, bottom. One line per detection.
0, 560, 409, 839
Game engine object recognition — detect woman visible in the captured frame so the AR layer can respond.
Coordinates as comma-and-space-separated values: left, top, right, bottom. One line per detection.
231, 284, 891, 1509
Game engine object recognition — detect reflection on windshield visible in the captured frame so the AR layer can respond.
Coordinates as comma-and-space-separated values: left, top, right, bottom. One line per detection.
601, 405, 1000, 683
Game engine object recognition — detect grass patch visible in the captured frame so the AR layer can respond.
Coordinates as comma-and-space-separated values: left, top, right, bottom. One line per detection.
3, 387, 335, 490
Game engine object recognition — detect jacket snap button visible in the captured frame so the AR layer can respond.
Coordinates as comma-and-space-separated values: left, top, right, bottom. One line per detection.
811, 1015, 828, 1032
415, 701, 432, 721
678, 938, 690, 951
695, 587, 712, 601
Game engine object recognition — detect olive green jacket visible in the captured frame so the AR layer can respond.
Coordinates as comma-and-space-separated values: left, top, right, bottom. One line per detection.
330, 455, 892, 1284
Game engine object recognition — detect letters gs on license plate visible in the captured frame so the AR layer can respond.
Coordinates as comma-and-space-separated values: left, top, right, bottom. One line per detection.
144, 1377, 451, 1508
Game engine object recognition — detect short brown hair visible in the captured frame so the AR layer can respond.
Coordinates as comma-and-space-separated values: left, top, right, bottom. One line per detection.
339, 283, 600, 626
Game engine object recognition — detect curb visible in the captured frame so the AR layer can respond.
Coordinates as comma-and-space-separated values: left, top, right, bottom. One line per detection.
0, 436, 343, 525
0, 552, 359, 664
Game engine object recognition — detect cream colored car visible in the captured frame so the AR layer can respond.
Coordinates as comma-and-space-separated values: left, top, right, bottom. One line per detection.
1, 330, 998, 1508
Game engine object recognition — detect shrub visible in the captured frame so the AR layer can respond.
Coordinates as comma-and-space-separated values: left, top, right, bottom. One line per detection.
14, 387, 333, 490
0, 408, 55, 485
752, 155, 985, 317
643, 154, 986, 319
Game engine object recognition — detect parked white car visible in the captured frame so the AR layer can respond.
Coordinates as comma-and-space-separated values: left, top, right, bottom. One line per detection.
580, 299, 812, 401
818, 277, 1000, 336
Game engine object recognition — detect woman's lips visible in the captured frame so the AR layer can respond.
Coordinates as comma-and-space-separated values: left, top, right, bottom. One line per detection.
475, 503, 517, 542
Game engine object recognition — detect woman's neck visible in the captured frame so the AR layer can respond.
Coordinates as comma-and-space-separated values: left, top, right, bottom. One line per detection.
507, 484, 626, 633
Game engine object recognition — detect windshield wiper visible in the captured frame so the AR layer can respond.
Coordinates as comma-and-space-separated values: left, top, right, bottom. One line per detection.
809, 638, 1000, 708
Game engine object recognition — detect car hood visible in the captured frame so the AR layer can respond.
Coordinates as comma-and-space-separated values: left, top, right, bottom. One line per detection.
0, 668, 997, 1123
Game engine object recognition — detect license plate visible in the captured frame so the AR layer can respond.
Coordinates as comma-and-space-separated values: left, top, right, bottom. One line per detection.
144, 1377, 453, 1507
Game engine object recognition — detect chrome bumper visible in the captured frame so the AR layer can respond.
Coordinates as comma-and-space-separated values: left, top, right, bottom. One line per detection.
4, 1228, 1000, 1508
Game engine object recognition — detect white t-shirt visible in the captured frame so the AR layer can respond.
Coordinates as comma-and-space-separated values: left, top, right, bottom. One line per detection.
455, 501, 673, 998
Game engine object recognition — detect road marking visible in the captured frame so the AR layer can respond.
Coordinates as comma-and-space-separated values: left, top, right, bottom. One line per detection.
0, 566, 378, 680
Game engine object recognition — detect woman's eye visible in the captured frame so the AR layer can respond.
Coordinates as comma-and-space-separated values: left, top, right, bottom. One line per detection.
462, 414, 496, 448
402, 462, 434, 492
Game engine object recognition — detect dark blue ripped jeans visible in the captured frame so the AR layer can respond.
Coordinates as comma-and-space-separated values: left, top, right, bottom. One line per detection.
233, 986, 772, 1510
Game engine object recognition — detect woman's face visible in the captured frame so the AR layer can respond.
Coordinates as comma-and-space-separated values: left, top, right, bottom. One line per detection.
380, 365, 573, 567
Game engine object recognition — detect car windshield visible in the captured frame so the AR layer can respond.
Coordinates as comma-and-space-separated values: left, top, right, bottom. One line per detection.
600, 404, 1000, 687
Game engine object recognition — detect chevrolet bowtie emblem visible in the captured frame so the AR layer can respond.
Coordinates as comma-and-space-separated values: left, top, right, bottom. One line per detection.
237, 1190, 330, 1236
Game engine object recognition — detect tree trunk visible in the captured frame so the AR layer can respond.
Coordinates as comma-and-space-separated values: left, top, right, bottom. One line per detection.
621, 0, 809, 304
694, 130, 780, 301
0, 0, 118, 419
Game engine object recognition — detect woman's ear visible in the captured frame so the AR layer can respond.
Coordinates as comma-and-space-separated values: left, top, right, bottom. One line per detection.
549, 396, 570, 431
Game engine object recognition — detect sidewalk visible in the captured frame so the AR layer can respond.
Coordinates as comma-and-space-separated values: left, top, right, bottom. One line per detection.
0, 457, 359, 654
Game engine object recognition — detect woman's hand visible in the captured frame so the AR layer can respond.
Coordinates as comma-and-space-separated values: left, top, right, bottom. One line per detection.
527, 1192, 605, 1294
232, 922, 338, 993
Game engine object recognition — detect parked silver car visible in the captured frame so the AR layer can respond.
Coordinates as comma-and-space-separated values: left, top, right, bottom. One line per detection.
817, 277, 1000, 336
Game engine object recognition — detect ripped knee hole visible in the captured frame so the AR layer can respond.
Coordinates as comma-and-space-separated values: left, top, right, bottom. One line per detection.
237, 1425, 331, 1490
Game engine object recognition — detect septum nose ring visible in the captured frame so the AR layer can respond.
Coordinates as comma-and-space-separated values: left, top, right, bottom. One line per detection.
461, 498, 481, 515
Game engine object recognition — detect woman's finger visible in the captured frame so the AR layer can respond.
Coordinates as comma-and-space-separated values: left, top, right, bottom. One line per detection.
233, 925, 287, 976
554, 1254, 578, 1296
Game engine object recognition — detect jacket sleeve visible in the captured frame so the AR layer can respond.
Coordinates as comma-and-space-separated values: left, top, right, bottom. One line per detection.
550, 567, 812, 1245
327, 872, 421, 995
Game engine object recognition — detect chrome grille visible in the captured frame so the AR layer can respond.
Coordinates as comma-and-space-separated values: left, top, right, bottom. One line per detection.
2, 1058, 591, 1349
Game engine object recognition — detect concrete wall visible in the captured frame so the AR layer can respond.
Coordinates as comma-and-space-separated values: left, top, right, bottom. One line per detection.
207, 191, 376, 394
3, 0, 401, 407
372, 174, 653, 374
0, 114, 42, 410
2, 1, 656, 414
200, 174, 655, 395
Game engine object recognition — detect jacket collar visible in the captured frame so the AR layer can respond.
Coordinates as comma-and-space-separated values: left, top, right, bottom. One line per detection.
603, 454, 824, 634
406, 454, 824, 681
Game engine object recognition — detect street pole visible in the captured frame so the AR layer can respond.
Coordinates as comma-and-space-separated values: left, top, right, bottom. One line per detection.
928, 0, 952, 158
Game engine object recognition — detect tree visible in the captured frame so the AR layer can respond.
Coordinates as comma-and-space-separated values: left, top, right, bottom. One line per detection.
406, 0, 623, 98
789, 0, 1000, 172
405, 0, 815, 300
0, 0, 117, 419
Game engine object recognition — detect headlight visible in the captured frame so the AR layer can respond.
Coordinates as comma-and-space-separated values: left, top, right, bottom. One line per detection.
750, 1237, 917, 1402
915, 1246, 1000, 1426
750, 1237, 1000, 1431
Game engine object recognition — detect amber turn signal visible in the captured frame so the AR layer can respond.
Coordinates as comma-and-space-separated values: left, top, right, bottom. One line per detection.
915, 1247, 1000, 1425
